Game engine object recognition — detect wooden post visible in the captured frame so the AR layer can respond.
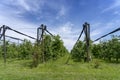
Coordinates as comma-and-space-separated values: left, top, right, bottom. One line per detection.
87, 23, 91, 62
41, 25, 45, 63
3, 25, 6, 63
41, 25, 46, 63
84, 22, 91, 62
36, 24, 46, 63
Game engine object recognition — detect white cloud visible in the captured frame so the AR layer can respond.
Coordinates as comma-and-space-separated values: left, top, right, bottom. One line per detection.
50, 22, 81, 51
0, 0, 45, 16
0, 10, 37, 43
2, 0, 68, 21
56, 6, 67, 19
49, 20, 118, 51
14, 0, 45, 12
59, 6, 66, 16
114, 11, 120, 15
90, 21, 120, 42
1, 0, 119, 51
0, 3, 75, 51
91, 29, 101, 37
102, 0, 120, 13
17, 0, 31, 11
0, 0, 72, 51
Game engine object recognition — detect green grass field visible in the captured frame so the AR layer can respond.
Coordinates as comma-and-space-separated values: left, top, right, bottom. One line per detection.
0, 57, 120, 80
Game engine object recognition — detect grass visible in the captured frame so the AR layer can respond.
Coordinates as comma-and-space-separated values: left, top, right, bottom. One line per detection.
0, 57, 120, 80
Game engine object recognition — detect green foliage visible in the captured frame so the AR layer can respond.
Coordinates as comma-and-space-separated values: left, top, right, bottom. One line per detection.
0, 34, 68, 65
0, 45, 2, 58
0, 39, 34, 59
71, 41, 85, 62
70, 35, 120, 63
94, 60, 101, 69
30, 34, 69, 66
0, 59, 120, 80
42, 35, 52, 61
92, 43, 103, 58
92, 35, 120, 62
51, 35, 68, 60
38, 35, 69, 61
32, 44, 42, 67
7, 43, 19, 58
19, 39, 34, 59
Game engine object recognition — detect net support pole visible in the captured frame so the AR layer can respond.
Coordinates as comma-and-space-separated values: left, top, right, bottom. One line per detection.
83, 22, 91, 62
3, 25, 7, 63
37, 24, 46, 63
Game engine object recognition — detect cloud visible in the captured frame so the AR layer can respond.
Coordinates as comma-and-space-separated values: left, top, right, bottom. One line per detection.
9, 0, 44, 12
49, 22, 81, 51
20, 0, 45, 12
49, 20, 119, 51
0, 0, 46, 20
90, 20, 120, 42
102, 0, 120, 13
91, 29, 101, 37
1, 0, 119, 51
3, 0, 68, 22
59, 6, 66, 16
56, 6, 67, 19
0, 0, 71, 50
114, 11, 120, 15
0, 1, 73, 51
0, 10, 38, 42
17, 0, 31, 11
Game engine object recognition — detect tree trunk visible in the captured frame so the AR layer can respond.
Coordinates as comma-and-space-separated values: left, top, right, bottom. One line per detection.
108, 57, 111, 62
116, 57, 118, 62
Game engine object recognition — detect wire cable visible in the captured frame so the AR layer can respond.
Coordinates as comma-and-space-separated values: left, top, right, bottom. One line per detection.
93, 27, 120, 42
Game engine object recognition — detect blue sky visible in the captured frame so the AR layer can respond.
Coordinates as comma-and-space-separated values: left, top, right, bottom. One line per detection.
0, 0, 120, 51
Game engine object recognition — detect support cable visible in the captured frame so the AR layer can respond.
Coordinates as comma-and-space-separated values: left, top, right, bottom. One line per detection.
74, 25, 85, 47
0, 34, 24, 41
6, 26, 36, 40
93, 27, 120, 42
